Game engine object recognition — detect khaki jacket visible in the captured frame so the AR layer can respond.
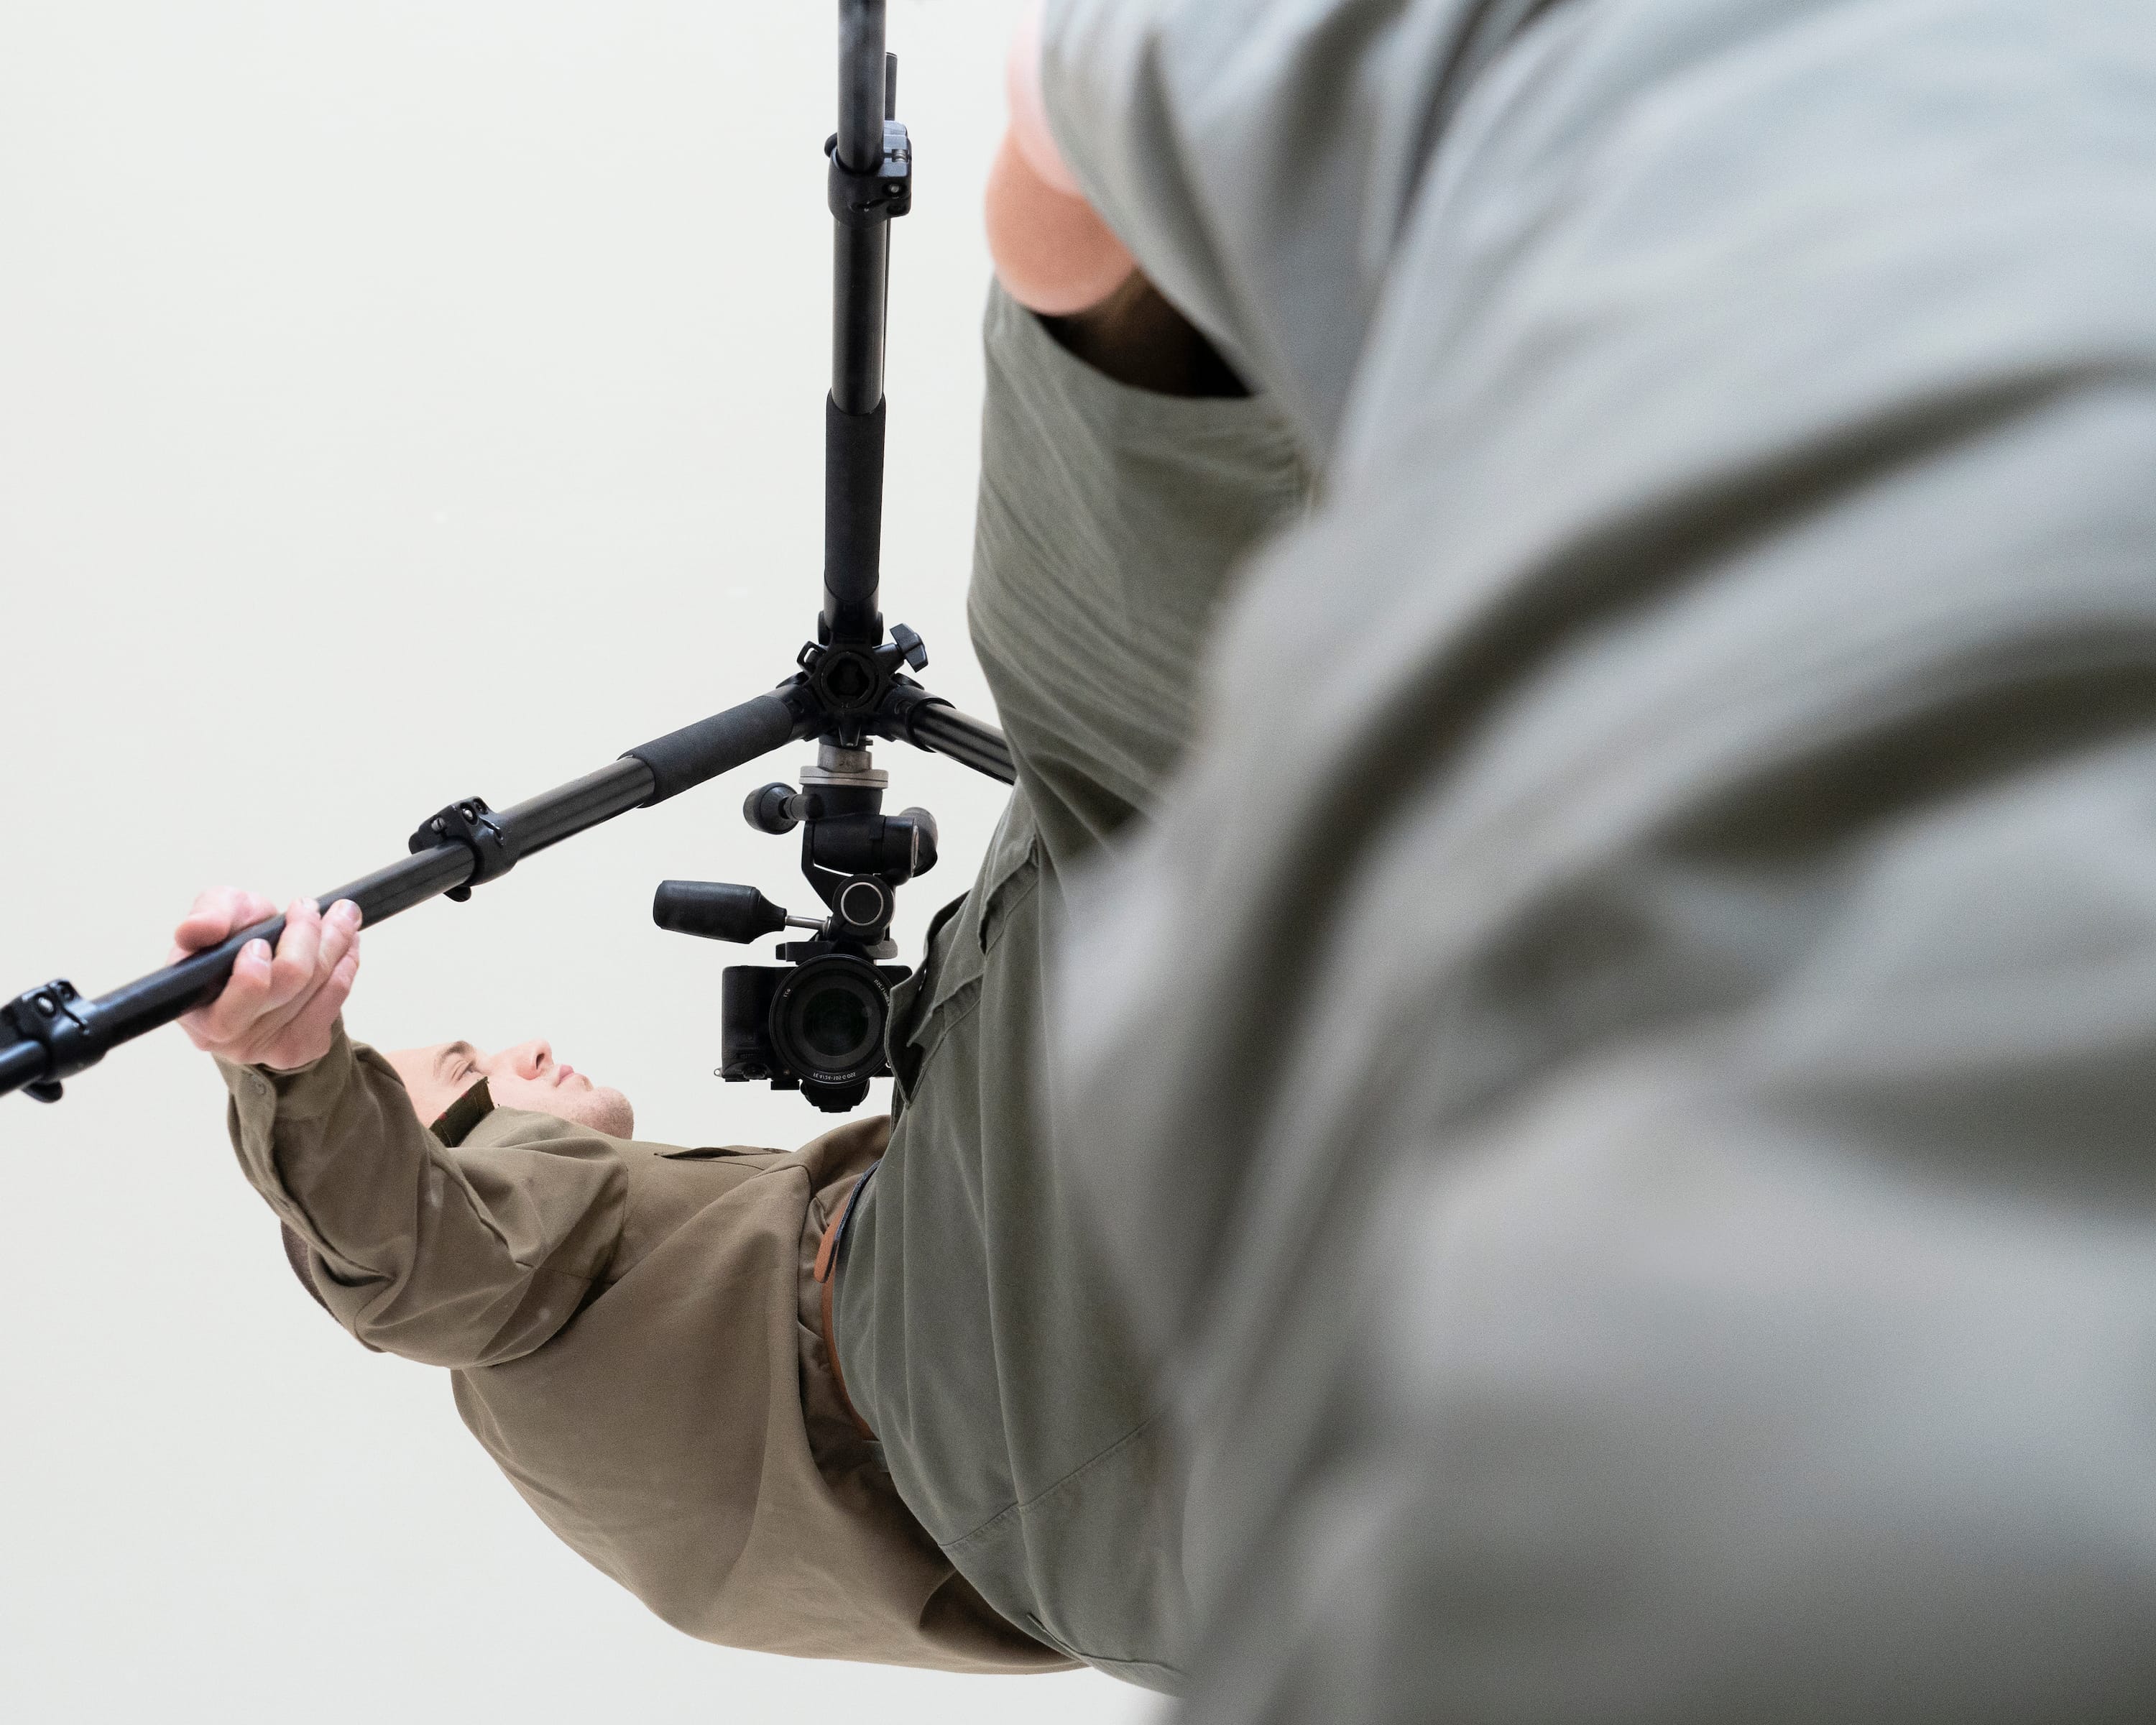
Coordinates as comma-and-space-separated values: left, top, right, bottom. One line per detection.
218, 1026, 1069, 1673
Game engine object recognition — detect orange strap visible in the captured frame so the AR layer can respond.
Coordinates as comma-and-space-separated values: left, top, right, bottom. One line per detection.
814, 1175, 877, 1443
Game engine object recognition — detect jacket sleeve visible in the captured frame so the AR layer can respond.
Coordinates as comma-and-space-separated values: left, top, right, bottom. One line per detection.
1039, 0, 1531, 456
219, 1023, 626, 1368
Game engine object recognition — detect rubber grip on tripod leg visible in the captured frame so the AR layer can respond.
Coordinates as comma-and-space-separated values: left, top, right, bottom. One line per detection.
625, 693, 800, 806
824, 394, 886, 643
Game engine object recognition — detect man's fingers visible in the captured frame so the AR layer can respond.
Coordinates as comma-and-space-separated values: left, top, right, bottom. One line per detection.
259, 899, 323, 1014
174, 895, 364, 1060
172, 886, 277, 957
254, 901, 357, 1037
316, 898, 362, 970
203, 938, 275, 1042
216, 900, 364, 1062
188, 885, 252, 928
180, 936, 275, 1049
171, 892, 364, 1062
262, 942, 361, 1072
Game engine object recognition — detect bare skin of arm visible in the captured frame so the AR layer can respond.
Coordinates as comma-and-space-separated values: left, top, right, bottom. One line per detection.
987, 0, 1243, 400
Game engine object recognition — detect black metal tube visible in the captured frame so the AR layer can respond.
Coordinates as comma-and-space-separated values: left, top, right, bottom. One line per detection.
501, 759, 657, 857
829, 19, 893, 418
319, 847, 487, 931
1, 694, 804, 1103
837, 0, 886, 172
826, 0, 894, 642
0, 842, 478, 1104
831, 225, 890, 416
0, 1036, 50, 1095
823, 395, 886, 643
907, 703, 1016, 783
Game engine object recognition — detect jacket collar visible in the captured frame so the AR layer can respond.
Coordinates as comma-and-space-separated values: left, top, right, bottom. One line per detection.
428, 1077, 494, 1147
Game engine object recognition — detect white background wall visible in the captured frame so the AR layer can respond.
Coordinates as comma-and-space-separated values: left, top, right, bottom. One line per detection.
0, 4, 1154, 1721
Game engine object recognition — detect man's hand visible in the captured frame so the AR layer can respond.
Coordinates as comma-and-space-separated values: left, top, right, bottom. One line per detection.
171, 888, 362, 1072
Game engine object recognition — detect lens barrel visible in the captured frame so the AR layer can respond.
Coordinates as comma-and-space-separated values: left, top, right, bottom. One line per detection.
769, 953, 888, 1084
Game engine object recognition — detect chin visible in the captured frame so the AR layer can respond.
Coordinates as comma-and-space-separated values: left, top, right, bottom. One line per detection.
512, 1084, 635, 1138
569, 1086, 635, 1138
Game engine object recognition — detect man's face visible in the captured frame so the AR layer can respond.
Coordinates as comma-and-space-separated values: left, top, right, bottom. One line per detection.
382, 1037, 635, 1138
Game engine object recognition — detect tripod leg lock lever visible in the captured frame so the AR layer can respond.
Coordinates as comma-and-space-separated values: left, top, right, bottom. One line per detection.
825, 121, 912, 228
410, 796, 521, 902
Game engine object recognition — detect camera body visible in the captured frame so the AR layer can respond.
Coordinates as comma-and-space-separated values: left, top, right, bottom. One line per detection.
721, 952, 911, 1112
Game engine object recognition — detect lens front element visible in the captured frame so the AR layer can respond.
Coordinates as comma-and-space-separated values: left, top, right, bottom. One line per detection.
770, 955, 888, 1082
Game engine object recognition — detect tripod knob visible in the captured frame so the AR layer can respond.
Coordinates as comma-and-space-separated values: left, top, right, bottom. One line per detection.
831, 876, 895, 939
745, 782, 803, 835
893, 806, 939, 876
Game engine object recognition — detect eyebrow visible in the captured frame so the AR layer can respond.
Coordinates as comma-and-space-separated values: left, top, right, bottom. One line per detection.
434, 1041, 478, 1081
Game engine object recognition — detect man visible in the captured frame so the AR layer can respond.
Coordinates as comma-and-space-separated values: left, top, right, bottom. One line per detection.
176, 889, 1058, 1673
180, 249, 1309, 1680
1016, 0, 2156, 1720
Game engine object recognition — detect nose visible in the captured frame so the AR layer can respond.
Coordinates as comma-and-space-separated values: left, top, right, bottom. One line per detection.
502, 1038, 553, 1080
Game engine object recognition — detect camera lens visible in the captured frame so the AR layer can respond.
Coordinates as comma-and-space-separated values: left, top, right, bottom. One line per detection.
801, 984, 872, 1063
770, 956, 887, 1082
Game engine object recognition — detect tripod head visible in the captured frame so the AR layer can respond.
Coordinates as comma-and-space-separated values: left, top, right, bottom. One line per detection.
654, 742, 939, 1111
0, 0, 1014, 1112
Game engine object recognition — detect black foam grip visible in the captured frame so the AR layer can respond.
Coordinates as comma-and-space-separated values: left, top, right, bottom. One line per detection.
625, 694, 799, 806
824, 394, 886, 641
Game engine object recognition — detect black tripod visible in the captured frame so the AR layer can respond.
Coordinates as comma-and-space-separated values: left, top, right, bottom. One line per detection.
0, 0, 1011, 1113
